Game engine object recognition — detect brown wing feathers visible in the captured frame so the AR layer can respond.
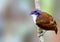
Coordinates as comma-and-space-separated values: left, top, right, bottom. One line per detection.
36, 12, 58, 34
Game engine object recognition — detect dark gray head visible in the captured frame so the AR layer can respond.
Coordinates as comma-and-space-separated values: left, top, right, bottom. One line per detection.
30, 9, 41, 16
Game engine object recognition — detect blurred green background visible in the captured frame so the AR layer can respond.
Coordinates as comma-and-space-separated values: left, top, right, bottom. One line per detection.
40, 0, 56, 16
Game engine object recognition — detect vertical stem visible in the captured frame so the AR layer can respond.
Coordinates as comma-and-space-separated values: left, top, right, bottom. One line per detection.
39, 36, 44, 42
35, 0, 44, 42
35, 0, 41, 10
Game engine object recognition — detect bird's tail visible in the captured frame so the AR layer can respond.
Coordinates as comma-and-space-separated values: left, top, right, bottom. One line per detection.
54, 27, 58, 34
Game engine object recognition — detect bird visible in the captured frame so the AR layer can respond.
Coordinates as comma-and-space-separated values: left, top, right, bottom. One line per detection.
30, 9, 58, 36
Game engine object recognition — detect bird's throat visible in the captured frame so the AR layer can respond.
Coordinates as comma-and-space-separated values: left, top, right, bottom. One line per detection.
32, 15, 38, 23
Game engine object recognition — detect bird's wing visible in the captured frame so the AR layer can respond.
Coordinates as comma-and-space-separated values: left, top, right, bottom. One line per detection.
36, 12, 57, 30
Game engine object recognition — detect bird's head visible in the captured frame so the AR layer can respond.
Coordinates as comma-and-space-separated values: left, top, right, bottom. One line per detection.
30, 9, 41, 16
30, 9, 41, 23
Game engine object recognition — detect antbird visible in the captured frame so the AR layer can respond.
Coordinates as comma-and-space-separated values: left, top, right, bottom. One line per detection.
31, 10, 58, 37
31, 0, 58, 42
